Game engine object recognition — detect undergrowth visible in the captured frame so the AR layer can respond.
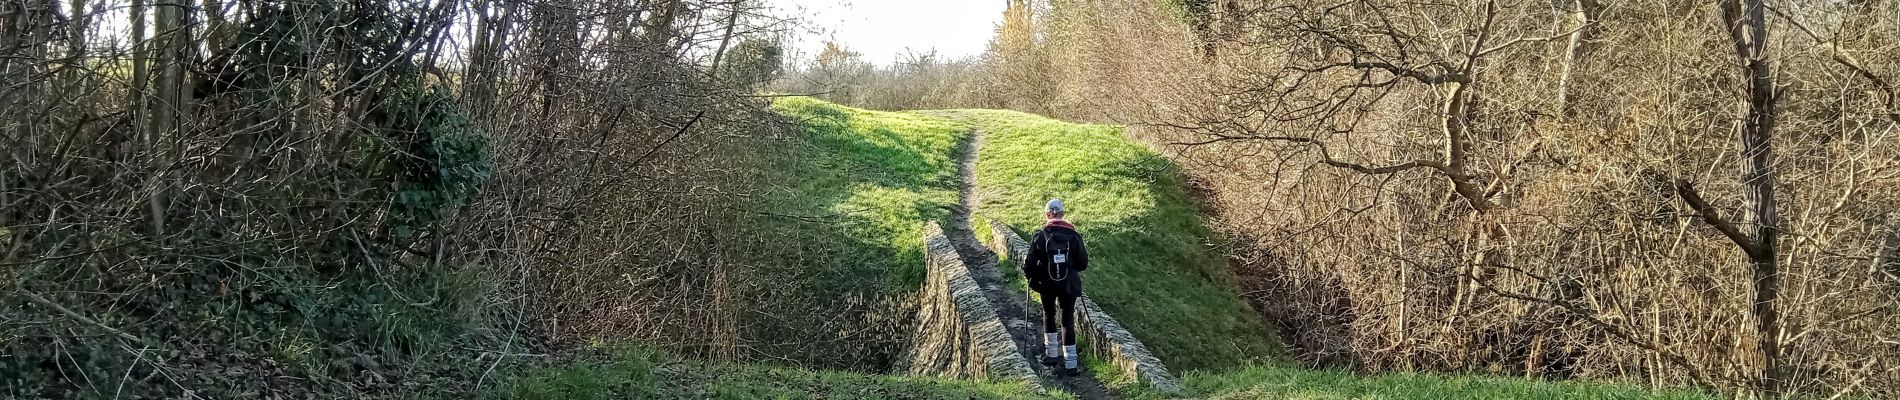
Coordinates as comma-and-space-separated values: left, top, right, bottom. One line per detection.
2, 69, 503, 397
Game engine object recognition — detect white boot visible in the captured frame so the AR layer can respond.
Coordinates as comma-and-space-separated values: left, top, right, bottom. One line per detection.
1063, 345, 1079, 373
1041, 333, 1062, 366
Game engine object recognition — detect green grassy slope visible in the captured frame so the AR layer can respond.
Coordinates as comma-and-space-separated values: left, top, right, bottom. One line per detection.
718, 97, 972, 368
760, 96, 968, 290
945, 109, 1282, 372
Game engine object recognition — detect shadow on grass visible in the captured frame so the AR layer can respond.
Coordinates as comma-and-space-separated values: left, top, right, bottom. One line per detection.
714, 97, 969, 371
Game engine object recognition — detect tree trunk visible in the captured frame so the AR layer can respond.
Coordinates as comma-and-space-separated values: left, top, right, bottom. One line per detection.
61, 0, 91, 129
201, 0, 229, 50
707, 0, 745, 75
1555, 0, 1599, 117
466, 0, 495, 118
1, 0, 55, 120
1442, 80, 1490, 211
127, 0, 164, 235
1719, 0, 1783, 395
466, 0, 515, 121
633, 0, 681, 112
148, 0, 194, 236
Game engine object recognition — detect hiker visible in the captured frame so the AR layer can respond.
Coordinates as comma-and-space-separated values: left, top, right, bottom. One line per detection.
1024, 198, 1089, 375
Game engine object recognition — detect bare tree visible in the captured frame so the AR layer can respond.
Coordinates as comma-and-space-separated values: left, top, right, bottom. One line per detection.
1678, 0, 1784, 394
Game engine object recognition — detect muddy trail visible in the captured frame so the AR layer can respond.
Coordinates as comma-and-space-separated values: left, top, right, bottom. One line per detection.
942, 130, 1114, 399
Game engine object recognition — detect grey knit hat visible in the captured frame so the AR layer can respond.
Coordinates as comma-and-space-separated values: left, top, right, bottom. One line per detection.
1045, 198, 1065, 214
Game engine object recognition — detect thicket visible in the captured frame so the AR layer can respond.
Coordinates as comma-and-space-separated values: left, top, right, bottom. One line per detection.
972, 0, 1900, 398
773, 42, 992, 112
0, 0, 816, 396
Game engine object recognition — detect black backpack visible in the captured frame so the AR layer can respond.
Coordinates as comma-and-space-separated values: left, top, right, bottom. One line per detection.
1044, 230, 1078, 282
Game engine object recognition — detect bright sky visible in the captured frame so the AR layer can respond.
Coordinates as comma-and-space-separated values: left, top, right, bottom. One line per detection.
764, 0, 1006, 66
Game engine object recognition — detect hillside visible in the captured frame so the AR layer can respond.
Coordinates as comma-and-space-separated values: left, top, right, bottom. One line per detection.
946, 109, 1282, 371
721, 96, 971, 369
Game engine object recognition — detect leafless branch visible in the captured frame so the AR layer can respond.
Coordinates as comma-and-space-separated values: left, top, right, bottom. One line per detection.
1673, 179, 1766, 258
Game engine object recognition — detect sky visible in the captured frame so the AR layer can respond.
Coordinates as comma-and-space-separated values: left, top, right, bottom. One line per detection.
763, 0, 1007, 66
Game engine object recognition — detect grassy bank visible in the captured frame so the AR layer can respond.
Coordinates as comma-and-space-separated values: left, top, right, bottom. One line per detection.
760, 96, 968, 290
721, 97, 970, 369
946, 109, 1282, 373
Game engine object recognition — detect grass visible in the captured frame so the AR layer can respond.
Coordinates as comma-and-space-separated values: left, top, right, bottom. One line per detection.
499, 345, 1056, 400
714, 97, 972, 368
761, 96, 968, 290
942, 109, 1283, 373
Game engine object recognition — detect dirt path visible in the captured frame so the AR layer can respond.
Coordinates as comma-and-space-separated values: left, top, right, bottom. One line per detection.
942, 129, 1114, 399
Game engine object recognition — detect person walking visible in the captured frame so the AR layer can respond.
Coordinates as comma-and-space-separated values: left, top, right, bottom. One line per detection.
1024, 198, 1089, 375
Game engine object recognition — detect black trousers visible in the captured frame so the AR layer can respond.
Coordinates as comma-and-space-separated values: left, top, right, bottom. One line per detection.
1041, 293, 1077, 345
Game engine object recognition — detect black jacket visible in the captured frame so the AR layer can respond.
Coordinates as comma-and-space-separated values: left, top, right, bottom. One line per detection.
1024, 222, 1089, 297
